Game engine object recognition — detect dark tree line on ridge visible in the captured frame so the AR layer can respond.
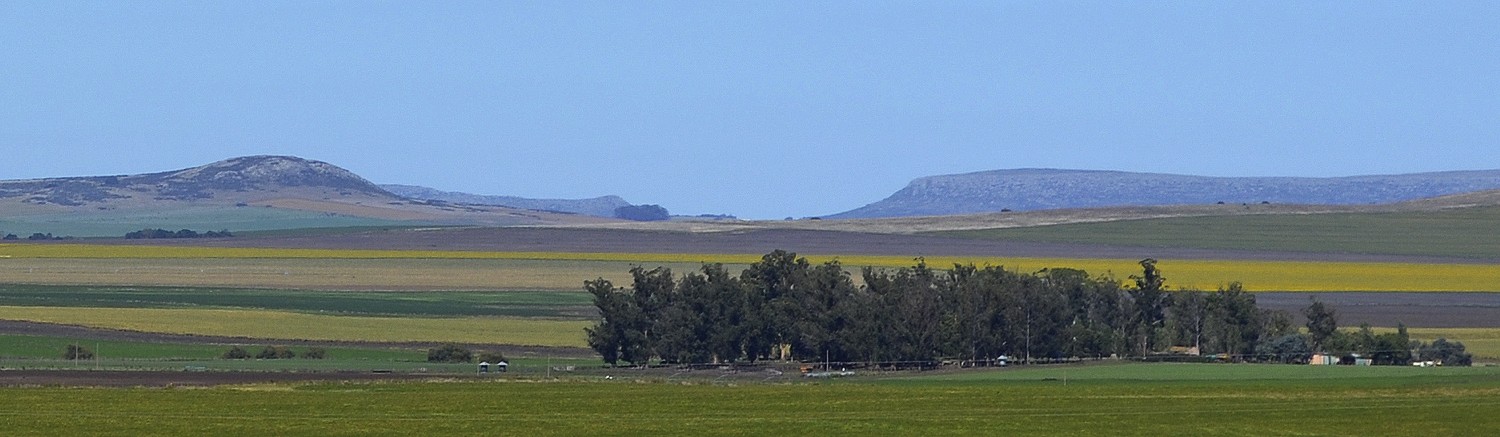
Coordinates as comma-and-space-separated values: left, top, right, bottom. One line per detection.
586, 250, 1472, 367
124, 228, 233, 239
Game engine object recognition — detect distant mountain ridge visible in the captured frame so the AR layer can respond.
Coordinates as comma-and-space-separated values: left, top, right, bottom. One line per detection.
380, 184, 632, 218
829, 168, 1500, 219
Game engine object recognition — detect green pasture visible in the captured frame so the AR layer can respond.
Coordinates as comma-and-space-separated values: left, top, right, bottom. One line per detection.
0, 306, 590, 347
0, 356, 597, 374
881, 361, 1500, 384
0, 256, 723, 291
0, 334, 413, 361
0, 206, 413, 238
0, 333, 596, 373
935, 206, 1500, 259
1, 363, 1497, 436
0, 284, 594, 318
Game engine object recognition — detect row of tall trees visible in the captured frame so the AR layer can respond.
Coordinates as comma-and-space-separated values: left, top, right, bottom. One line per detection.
586, 251, 1302, 366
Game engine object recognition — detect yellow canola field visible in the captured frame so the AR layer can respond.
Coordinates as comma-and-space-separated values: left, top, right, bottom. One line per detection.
0, 306, 589, 347
2, 244, 1497, 292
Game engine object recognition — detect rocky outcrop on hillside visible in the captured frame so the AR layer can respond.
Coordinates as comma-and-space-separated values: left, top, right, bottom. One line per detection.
380, 184, 632, 218
829, 169, 1500, 219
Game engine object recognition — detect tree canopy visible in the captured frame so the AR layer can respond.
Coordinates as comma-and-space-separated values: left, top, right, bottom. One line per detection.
586, 250, 1420, 367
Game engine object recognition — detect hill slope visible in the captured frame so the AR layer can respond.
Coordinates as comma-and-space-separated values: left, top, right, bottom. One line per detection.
380, 184, 632, 218
0, 156, 610, 236
0, 155, 391, 207
829, 168, 1500, 219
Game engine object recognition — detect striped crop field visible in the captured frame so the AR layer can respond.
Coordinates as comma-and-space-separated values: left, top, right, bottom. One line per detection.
0, 306, 589, 347
2, 243, 1498, 292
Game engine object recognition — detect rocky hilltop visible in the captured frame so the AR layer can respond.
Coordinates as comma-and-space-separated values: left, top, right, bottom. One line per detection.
829, 169, 1500, 219
0, 155, 395, 207
381, 184, 632, 218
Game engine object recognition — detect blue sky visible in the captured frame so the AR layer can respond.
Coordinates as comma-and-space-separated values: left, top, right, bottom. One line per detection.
3, 2, 1497, 219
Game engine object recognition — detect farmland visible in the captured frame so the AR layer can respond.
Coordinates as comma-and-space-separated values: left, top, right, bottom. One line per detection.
1, 237, 1496, 436
0, 330, 599, 374
0, 363, 1497, 435
1, 241, 1496, 363
0, 306, 589, 347
0, 205, 412, 238
935, 206, 1500, 259
0, 283, 1493, 363
0, 284, 594, 318
4, 244, 1500, 292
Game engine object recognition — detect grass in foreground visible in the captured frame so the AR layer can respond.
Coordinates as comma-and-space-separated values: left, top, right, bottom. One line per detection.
0, 363, 1496, 436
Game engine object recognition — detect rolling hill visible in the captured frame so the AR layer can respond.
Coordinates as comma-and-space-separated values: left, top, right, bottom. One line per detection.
380, 184, 632, 218
0, 155, 611, 237
829, 168, 1500, 219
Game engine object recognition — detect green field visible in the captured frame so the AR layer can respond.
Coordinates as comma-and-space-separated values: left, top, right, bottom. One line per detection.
0, 206, 414, 238
0, 363, 1496, 435
0, 334, 414, 361
0, 284, 593, 318
0, 256, 719, 291
935, 206, 1500, 259
0, 333, 597, 373
0, 306, 590, 347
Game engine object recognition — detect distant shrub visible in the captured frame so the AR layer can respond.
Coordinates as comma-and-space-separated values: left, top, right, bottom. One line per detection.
1418, 338, 1473, 367
256, 346, 297, 359
427, 344, 473, 363
222, 346, 250, 359
63, 344, 94, 360
477, 351, 507, 364
301, 348, 327, 359
613, 204, 670, 221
